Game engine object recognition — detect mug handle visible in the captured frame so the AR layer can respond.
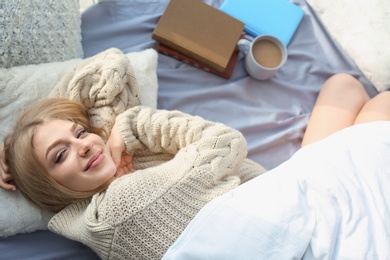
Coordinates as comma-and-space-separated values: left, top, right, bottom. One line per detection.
237, 38, 251, 54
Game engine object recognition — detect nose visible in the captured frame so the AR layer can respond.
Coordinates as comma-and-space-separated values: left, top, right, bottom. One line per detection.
77, 139, 92, 157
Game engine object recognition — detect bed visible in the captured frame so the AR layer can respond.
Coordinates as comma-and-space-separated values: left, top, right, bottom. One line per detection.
0, 0, 388, 259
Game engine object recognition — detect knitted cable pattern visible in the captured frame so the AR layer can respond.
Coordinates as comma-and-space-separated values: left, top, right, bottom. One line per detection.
49, 106, 266, 259
50, 48, 141, 132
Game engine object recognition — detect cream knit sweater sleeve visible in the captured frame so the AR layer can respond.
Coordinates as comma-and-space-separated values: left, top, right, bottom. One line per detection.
115, 106, 247, 176
49, 106, 262, 259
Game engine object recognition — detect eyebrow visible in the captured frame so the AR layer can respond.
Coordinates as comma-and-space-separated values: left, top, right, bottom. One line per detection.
45, 123, 77, 160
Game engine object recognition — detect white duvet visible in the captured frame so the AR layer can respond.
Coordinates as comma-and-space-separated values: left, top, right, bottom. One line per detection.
163, 121, 390, 259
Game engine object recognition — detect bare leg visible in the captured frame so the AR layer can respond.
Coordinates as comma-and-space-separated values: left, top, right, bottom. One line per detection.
354, 91, 390, 124
301, 73, 370, 147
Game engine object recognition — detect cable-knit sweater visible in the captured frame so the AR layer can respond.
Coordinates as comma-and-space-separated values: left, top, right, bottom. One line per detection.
48, 106, 266, 260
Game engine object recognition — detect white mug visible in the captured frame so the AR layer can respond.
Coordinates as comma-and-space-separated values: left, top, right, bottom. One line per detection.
238, 35, 287, 80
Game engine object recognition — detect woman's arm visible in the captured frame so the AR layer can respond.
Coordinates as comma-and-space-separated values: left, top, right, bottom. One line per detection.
111, 106, 248, 176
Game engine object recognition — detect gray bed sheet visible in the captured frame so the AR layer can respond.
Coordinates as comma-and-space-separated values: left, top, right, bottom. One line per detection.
82, 0, 377, 170
0, 0, 377, 259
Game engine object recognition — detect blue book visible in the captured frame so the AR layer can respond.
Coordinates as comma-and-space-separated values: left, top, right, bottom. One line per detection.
220, 0, 304, 46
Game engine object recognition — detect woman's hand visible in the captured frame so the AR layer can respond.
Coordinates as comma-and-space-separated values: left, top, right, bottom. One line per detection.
106, 123, 135, 177
0, 145, 16, 191
115, 153, 135, 177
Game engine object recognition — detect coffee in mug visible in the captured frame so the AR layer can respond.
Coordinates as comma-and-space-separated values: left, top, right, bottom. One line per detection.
238, 35, 287, 80
252, 39, 283, 68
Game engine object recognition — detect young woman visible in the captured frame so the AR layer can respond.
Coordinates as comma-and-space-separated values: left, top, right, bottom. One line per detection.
162, 73, 390, 259
1, 73, 389, 259
0, 97, 264, 259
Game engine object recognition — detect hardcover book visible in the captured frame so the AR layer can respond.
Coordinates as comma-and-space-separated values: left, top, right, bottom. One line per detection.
152, 0, 245, 72
220, 0, 304, 46
157, 42, 240, 79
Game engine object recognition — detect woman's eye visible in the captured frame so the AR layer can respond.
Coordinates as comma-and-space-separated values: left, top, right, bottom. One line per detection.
77, 129, 87, 138
55, 149, 66, 164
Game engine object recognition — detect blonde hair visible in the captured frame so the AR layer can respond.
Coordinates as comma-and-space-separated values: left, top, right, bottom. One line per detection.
4, 98, 110, 212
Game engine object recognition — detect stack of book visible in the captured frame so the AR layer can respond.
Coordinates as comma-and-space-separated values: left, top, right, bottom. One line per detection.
152, 0, 245, 79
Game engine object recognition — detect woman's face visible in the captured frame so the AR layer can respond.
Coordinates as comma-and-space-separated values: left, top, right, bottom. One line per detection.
33, 119, 117, 192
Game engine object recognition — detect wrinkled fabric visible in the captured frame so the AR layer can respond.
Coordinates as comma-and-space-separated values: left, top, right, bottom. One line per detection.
164, 121, 390, 259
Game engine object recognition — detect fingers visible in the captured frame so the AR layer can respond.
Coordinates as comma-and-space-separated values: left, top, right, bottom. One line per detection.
120, 163, 135, 173
120, 154, 135, 172
115, 165, 133, 178
115, 154, 135, 177
120, 154, 133, 165
0, 145, 16, 191
0, 169, 16, 191
0, 180, 16, 192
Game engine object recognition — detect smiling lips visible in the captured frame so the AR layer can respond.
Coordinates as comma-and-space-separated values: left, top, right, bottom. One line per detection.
84, 150, 104, 171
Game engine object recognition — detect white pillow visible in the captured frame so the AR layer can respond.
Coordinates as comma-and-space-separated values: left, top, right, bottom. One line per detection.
0, 48, 158, 238
307, 0, 390, 92
0, 0, 83, 68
